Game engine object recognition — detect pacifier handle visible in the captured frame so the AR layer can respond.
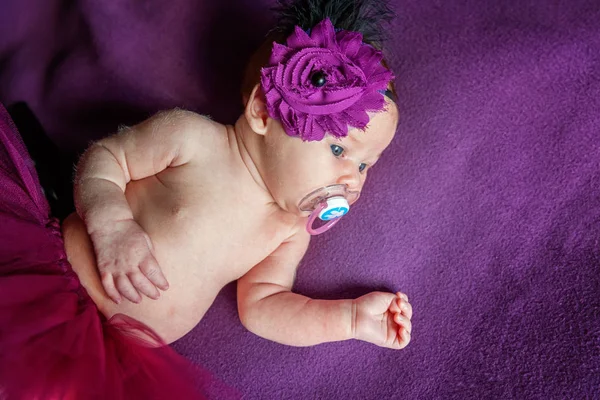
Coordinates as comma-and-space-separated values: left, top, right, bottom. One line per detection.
306, 202, 342, 235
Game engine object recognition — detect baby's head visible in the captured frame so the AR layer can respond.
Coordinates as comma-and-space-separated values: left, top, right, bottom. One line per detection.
239, 0, 398, 233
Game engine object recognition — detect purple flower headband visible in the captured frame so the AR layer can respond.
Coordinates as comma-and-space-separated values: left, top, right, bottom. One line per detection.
260, 18, 394, 142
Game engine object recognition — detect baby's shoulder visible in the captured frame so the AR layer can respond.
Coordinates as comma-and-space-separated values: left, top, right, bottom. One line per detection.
161, 108, 224, 140
159, 108, 229, 158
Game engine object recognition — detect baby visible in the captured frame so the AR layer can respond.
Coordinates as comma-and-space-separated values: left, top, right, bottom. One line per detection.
0, 1, 411, 398
66, 18, 412, 348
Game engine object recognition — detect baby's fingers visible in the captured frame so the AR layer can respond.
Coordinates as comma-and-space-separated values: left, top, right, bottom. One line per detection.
394, 313, 412, 335
397, 298, 413, 320
139, 255, 169, 291
129, 271, 160, 300
115, 274, 142, 304
391, 293, 412, 318
389, 297, 402, 314
101, 272, 121, 304
397, 324, 411, 349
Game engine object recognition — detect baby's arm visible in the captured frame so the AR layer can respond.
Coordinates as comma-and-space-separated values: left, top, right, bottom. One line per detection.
237, 230, 413, 349
75, 109, 205, 304
237, 231, 353, 345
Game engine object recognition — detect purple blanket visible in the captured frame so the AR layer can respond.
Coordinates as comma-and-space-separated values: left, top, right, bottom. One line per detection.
1, 0, 599, 398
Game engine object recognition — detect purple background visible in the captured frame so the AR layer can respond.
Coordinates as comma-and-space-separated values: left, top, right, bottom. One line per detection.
1, 0, 599, 398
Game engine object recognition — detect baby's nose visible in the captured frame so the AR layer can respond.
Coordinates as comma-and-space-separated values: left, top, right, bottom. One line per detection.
336, 162, 361, 191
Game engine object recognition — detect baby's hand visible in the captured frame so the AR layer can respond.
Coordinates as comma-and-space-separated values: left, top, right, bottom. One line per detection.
352, 291, 412, 350
89, 219, 169, 304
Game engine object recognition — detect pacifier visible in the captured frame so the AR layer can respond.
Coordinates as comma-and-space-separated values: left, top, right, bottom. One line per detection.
298, 184, 360, 235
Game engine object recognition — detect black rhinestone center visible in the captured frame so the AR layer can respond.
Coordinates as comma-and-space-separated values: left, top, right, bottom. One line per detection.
310, 71, 327, 87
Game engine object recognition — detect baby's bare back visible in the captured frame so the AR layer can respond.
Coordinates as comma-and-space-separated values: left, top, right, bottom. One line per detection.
64, 122, 300, 343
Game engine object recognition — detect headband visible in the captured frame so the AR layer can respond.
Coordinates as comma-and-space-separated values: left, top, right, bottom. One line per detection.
260, 18, 394, 142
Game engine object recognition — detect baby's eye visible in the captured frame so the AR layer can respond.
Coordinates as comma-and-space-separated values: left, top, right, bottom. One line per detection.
359, 163, 368, 173
330, 144, 344, 157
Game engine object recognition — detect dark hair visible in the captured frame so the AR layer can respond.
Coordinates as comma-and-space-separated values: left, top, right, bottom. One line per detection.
270, 0, 395, 48
242, 0, 397, 100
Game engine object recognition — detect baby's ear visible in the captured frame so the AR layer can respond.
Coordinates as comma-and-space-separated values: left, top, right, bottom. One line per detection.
244, 84, 269, 136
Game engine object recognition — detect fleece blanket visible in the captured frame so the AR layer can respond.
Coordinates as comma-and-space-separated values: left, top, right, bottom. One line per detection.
1, 0, 599, 398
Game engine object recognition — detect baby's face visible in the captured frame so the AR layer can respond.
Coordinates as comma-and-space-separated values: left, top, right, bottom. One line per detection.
262, 99, 399, 215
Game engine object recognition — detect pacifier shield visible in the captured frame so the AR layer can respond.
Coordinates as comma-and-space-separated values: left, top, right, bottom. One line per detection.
298, 184, 358, 213
318, 197, 349, 221
300, 185, 356, 235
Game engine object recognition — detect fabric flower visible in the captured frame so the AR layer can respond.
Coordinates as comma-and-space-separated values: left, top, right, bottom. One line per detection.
260, 18, 394, 141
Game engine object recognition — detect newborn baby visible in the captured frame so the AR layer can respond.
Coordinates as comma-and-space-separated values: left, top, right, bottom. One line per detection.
0, 2, 412, 398
66, 18, 412, 348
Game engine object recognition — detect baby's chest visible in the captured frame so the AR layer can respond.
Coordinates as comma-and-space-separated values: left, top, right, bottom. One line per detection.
152, 198, 294, 277
183, 205, 294, 262
150, 166, 298, 272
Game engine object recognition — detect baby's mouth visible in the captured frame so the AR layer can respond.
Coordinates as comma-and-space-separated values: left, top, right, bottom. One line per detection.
298, 184, 360, 214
